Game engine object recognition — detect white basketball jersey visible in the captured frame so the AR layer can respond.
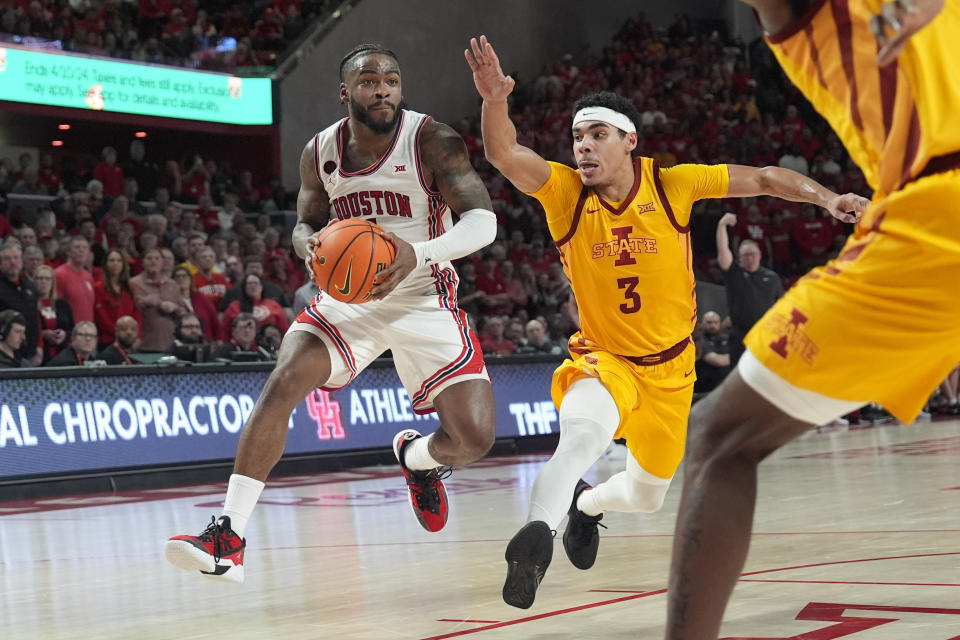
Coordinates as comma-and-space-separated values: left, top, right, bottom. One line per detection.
312, 109, 456, 297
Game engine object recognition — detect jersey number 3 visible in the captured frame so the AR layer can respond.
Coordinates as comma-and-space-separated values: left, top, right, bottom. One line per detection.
617, 277, 641, 314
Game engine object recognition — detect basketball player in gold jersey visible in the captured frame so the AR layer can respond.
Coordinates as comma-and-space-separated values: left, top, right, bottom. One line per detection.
657, 1, 960, 637
466, 35, 868, 609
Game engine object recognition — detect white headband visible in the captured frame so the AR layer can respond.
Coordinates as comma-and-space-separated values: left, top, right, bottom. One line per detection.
572, 106, 636, 134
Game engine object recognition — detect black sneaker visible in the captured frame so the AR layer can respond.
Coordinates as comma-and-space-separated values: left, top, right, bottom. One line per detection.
563, 479, 606, 570
502, 521, 554, 609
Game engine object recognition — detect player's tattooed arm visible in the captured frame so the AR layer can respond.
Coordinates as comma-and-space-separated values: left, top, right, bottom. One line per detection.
420, 119, 493, 213
293, 137, 331, 265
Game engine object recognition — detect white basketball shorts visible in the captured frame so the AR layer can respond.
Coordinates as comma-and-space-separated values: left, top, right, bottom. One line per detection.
289, 286, 488, 414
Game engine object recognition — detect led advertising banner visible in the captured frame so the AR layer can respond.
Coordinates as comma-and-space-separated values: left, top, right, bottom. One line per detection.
0, 46, 273, 125
0, 359, 560, 481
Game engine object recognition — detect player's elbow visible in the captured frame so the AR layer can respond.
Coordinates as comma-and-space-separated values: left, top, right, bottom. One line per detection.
470, 209, 498, 248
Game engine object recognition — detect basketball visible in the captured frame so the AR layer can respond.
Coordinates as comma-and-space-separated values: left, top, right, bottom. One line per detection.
311, 219, 396, 303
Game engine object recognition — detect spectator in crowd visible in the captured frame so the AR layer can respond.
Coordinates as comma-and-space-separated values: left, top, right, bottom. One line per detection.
94, 146, 125, 197
123, 140, 159, 200
257, 323, 283, 360
0, 240, 39, 361
166, 312, 214, 363
694, 310, 732, 393
46, 322, 99, 366
94, 249, 139, 350
264, 249, 299, 302
54, 235, 96, 324
0, 310, 27, 368
218, 256, 288, 311
12, 167, 48, 195
456, 259, 486, 319
716, 212, 784, 365
792, 203, 833, 271
516, 318, 563, 355
292, 280, 319, 315
21, 245, 44, 280
34, 264, 74, 364
213, 312, 270, 361
766, 210, 794, 276
192, 245, 229, 308
131, 248, 183, 351
160, 247, 177, 278
172, 265, 219, 343
99, 315, 140, 365
220, 273, 288, 341
480, 315, 516, 356
476, 254, 512, 316
16, 226, 38, 249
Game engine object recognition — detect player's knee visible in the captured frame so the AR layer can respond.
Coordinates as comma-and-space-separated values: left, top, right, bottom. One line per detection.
559, 416, 612, 461
686, 401, 765, 470
625, 480, 669, 514
455, 423, 495, 461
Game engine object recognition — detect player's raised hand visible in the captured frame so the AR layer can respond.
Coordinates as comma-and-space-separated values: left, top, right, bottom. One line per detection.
369, 232, 415, 300
719, 212, 738, 227
465, 35, 515, 103
825, 193, 870, 224
871, 0, 945, 66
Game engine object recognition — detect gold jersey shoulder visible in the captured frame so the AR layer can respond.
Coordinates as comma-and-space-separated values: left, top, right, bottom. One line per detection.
765, 0, 960, 197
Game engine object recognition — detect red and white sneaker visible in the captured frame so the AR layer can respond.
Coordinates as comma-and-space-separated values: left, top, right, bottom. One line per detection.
165, 515, 246, 583
393, 429, 451, 532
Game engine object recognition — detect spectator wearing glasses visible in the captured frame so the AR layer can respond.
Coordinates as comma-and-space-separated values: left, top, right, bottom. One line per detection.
0, 241, 40, 362
34, 264, 75, 364
167, 313, 214, 363
717, 212, 784, 365
172, 265, 219, 343
47, 322, 99, 366
213, 313, 270, 361
219, 273, 287, 342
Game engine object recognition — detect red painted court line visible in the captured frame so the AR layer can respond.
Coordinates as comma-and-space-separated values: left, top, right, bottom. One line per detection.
741, 551, 960, 577
741, 579, 960, 587
418, 552, 960, 639
436, 620, 500, 624
418, 589, 668, 640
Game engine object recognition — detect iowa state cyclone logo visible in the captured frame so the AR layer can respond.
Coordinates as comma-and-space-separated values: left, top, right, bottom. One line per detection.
766, 307, 819, 365
305, 390, 345, 440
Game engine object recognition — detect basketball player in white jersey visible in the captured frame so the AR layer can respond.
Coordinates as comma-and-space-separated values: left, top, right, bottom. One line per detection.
164, 44, 498, 583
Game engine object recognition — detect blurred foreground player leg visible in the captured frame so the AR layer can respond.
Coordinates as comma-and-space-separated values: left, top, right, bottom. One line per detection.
666, 1, 960, 637
165, 43, 498, 582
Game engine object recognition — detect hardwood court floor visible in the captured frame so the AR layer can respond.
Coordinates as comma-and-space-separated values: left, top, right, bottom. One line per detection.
2, 418, 960, 640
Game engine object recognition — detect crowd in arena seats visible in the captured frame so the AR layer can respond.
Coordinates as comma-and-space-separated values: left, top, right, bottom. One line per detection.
1, 10, 957, 417
0, 0, 336, 70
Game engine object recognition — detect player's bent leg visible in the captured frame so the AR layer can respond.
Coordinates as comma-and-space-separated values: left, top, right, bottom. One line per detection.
578, 456, 672, 515
165, 331, 333, 583
392, 379, 495, 533
503, 376, 620, 607
664, 355, 858, 640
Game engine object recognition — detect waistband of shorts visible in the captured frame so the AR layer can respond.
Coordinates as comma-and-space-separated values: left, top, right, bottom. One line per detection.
915, 150, 960, 182
621, 336, 691, 366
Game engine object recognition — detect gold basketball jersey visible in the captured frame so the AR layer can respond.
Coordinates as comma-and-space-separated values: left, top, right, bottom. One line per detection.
529, 158, 728, 357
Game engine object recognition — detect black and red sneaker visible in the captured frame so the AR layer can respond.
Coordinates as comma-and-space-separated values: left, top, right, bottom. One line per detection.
165, 515, 246, 583
393, 429, 451, 532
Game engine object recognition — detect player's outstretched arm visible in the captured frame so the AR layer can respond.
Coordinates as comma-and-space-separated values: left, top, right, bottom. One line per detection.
465, 35, 551, 194
293, 138, 331, 277
726, 165, 869, 223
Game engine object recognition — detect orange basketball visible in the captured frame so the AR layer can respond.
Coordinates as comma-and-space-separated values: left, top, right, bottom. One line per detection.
311, 219, 396, 303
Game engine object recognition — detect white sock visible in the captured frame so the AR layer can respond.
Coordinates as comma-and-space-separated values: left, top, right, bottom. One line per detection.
403, 434, 442, 471
526, 377, 620, 529
577, 454, 672, 516
222, 474, 265, 539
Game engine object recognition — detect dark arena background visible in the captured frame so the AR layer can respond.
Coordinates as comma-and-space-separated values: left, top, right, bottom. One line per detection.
2, 1, 959, 638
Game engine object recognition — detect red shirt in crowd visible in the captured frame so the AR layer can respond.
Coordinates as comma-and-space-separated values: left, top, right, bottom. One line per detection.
791, 217, 832, 259
194, 271, 229, 308
480, 335, 516, 356
93, 162, 125, 197
54, 264, 95, 323
93, 281, 140, 345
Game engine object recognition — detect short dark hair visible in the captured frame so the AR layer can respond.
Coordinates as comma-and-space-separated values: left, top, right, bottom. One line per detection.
339, 43, 399, 81
572, 91, 642, 157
